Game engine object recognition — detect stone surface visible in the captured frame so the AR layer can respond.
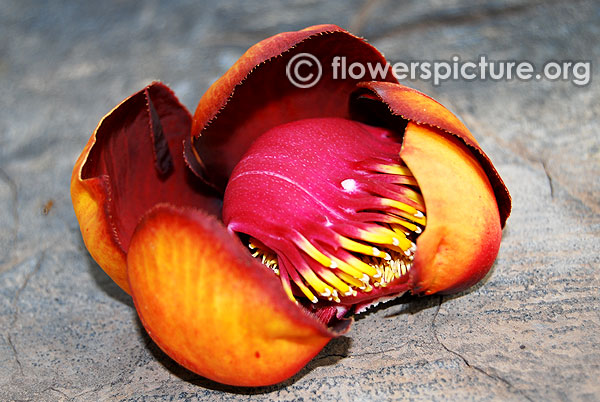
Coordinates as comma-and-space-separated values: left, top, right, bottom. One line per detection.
1, 0, 598, 400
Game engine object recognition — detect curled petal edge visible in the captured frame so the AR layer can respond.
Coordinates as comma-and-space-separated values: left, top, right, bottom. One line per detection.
71, 82, 221, 295
401, 123, 502, 295
188, 24, 395, 189
127, 204, 350, 387
71, 111, 130, 294
192, 24, 349, 132
355, 81, 511, 227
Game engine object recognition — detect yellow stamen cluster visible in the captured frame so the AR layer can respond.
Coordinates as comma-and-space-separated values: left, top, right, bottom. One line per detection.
249, 232, 418, 304
249, 240, 279, 275
248, 159, 425, 304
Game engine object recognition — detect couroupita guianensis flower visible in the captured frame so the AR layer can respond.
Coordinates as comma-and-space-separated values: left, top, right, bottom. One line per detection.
71, 24, 511, 387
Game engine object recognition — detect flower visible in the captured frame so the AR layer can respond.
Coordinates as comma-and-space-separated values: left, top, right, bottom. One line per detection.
71, 25, 511, 387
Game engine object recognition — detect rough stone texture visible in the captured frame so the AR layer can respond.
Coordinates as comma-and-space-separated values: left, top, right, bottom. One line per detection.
1, 0, 598, 400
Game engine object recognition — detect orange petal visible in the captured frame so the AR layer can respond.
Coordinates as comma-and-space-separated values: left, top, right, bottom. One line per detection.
71, 148, 129, 292
187, 25, 396, 190
400, 123, 502, 295
127, 204, 345, 386
71, 82, 221, 294
354, 81, 511, 227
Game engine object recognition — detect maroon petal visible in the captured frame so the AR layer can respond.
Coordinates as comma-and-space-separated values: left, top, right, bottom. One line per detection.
188, 25, 397, 191
78, 82, 221, 254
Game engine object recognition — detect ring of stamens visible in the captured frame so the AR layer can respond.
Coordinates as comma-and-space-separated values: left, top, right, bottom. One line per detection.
247, 158, 425, 304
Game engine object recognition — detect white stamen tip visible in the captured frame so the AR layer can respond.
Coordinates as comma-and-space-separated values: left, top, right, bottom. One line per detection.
415, 211, 424, 218
392, 237, 400, 246
415, 227, 422, 234
329, 261, 338, 269
311, 297, 318, 303
372, 247, 381, 256
384, 253, 392, 261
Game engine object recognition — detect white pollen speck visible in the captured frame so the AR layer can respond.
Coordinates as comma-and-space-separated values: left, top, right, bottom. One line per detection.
341, 179, 358, 192
324, 218, 333, 227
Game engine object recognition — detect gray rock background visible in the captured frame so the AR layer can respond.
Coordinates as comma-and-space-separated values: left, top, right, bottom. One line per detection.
1, 0, 598, 400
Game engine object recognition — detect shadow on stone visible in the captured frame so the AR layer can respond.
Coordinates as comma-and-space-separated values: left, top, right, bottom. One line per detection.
352, 255, 502, 320
80, 235, 133, 307
136, 316, 351, 394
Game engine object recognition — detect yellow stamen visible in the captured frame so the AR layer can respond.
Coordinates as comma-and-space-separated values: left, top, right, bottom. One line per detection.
280, 275, 297, 304
388, 219, 421, 234
392, 176, 419, 186
338, 251, 381, 278
294, 234, 335, 268
400, 260, 410, 276
385, 208, 427, 226
328, 255, 368, 280
296, 266, 334, 298
316, 269, 353, 296
381, 197, 422, 216
401, 187, 425, 206
338, 235, 391, 261
292, 277, 319, 303
335, 271, 365, 290
328, 290, 341, 303
355, 226, 413, 252
374, 163, 412, 176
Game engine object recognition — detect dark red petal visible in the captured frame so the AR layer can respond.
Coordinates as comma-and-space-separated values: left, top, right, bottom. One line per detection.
354, 81, 511, 227
79, 82, 221, 253
188, 25, 396, 190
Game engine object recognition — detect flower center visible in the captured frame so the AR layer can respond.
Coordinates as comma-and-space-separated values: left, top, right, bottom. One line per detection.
223, 117, 425, 305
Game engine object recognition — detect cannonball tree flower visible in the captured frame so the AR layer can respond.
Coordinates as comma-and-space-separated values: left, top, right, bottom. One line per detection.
71, 25, 511, 387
